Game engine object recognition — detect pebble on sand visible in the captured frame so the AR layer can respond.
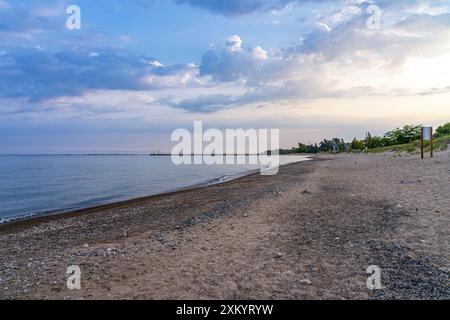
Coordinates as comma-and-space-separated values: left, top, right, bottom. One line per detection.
299, 279, 312, 285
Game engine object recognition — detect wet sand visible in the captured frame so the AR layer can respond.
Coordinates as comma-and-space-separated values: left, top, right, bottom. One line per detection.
0, 151, 449, 300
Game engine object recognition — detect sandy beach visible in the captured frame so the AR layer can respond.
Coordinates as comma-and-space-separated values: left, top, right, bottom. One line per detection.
0, 151, 449, 300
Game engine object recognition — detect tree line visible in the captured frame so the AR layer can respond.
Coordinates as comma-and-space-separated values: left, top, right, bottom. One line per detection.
278, 122, 450, 154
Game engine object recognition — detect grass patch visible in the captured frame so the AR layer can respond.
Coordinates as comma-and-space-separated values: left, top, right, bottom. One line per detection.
369, 134, 450, 154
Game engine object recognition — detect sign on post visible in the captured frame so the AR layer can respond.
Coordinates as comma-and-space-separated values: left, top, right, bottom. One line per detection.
423, 127, 431, 141
421, 127, 433, 159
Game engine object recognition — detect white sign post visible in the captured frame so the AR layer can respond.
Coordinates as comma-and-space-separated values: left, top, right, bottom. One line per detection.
421, 127, 433, 159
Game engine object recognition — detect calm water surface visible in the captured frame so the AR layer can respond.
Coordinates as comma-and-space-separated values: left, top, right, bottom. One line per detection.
0, 155, 309, 223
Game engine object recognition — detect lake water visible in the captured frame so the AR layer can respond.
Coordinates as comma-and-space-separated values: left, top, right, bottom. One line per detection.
0, 155, 309, 223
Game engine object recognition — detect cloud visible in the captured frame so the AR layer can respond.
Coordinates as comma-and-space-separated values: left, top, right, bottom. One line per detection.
296, 10, 450, 67
200, 1, 450, 82
134, 0, 331, 16
174, 0, 450, 113
161, 75, 348, 113
0, 47, 198, 102
2, 0, 450, 119
165, 94, 237, 113
0, 0, 66, 36
199, 35, 269, 82
173, 0, 347, 16
175, 0, 292, 16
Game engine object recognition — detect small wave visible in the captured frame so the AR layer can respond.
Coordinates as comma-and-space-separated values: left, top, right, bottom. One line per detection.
210, 171, 257, 185
200, 175, 232, 187
0, 207, 77, 225
0, 212, 38, 224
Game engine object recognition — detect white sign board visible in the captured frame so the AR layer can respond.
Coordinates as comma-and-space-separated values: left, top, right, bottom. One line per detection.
423, 127, 432, 141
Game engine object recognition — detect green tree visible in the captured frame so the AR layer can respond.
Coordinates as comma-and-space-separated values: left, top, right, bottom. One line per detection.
436, 123, 450, 137
384, 125, 422, 145
351, 138, 365, 150
366, 132, 387, 149
319, 138, 345, 152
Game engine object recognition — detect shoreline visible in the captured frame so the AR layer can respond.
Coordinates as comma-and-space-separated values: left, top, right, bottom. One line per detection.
0, 169, 260, 231
0, 157, 312, 231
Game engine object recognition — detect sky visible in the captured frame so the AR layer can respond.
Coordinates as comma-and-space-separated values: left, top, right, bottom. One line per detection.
0, 0, 449, 153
